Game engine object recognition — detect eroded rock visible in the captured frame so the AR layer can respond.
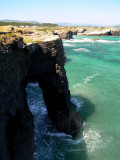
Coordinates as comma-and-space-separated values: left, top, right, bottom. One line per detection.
0, 36, 82, 160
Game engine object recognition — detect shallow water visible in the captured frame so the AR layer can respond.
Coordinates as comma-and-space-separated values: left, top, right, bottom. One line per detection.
26, 35, 120, 160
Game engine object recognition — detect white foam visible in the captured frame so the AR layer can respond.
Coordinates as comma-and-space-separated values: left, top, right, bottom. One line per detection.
48, 132, 72, 138
29, 103, 47, 115
71, 97, 83, 109
83, 129, 101, 152
66, 137, 84, 145
63, 43, 73, 46
74, 48, 90, 52
96, 40, 120, 43
64, 39, 120, 43
73, 83, 82, 88
84, 73, 100, 84
27, 82, 39, 87
65, 38, 93, 43
72, 73, 100, 89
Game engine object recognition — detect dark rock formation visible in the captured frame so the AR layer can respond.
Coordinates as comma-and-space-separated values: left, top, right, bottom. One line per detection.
0, 32, 11, 35
59, 31, 73, 39
11, 27, 14, 32
112, 30, 120, 36
72, 31, 78, 35
53, 31, 59, 35
77, 28, 87, 34
82, 29, 87, 33
0, 37, 34, 160
53, 31, 73, 39
0, 36, 82, 160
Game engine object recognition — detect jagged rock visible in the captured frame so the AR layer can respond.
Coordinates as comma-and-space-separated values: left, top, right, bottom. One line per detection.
53, 31, 73, 39
112, 30, 120, 36
59, 31, 73, 39
77, 28, 87, 34
72, 31, 78, 35
11, 27, 14, 32
0, 36, 82, 160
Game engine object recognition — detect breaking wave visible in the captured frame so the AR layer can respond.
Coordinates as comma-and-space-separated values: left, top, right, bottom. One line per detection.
64, 39, 120, 43
63, 43, 73, 46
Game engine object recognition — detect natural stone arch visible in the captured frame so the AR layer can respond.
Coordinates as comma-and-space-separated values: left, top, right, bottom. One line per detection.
0, 37, 82, 160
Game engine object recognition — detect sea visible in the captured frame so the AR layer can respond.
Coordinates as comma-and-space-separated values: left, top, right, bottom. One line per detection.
26, 35, 120, 160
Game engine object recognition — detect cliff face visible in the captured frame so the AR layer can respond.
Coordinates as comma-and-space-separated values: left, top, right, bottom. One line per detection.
0, 37, 34, 160
0, 36, 82, 160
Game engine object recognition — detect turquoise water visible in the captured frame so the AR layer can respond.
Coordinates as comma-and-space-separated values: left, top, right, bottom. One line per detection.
26, 35, 120, 160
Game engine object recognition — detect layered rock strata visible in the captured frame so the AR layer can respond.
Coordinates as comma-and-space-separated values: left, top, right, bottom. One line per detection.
0, 36, 82, 160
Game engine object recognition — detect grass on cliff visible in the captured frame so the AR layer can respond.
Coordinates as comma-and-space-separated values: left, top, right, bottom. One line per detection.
23, 38, 43, 44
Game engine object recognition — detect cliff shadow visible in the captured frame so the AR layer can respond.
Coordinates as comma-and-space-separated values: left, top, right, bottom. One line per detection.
67, 94, 96, 160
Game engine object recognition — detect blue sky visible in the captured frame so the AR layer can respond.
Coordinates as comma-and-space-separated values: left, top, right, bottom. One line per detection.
0, 0, 120, 25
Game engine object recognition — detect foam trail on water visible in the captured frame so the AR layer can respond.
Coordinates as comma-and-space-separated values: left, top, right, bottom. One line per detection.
84, 73, 100, 84
74, 48, 90, 52
72, 73, 100, 89
73, 83, 82, 88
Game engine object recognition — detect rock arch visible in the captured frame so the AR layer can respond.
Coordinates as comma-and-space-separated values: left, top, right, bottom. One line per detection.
0, 37, 82, 160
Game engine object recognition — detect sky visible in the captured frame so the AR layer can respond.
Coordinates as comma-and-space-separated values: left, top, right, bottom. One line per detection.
0, 0, 120, 25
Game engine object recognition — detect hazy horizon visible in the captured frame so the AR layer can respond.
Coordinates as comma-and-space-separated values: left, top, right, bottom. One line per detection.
0, 0, 120, 26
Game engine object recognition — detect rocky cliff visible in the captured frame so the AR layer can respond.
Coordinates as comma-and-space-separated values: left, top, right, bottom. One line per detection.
0, 35, 82, 160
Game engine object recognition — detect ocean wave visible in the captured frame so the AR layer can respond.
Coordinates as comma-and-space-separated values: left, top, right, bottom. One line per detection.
96, 40, 120, 43
64, 39, 120, 43
74, 48, 90, 52
63, 43, 73, 46
65, 38, 94, 43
